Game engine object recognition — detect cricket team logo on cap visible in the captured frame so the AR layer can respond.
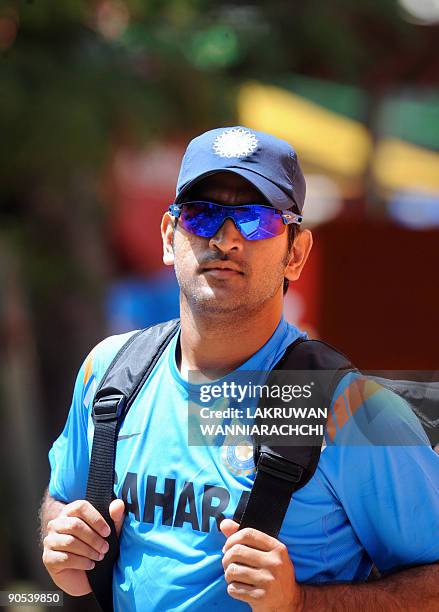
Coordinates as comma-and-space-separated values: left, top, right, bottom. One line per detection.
212, 127, 258, 159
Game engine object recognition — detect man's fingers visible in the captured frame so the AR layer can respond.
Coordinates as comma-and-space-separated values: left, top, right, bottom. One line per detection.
224, 562, 267, 587
222, 527, 278, 554
43, 550, 96, 573
44, 533, 105, 562
222, 543, 265, 570
63, 500, 111, 538
227, 581, 265, 603
109, 499, 125, 537
50, 516, 109, 555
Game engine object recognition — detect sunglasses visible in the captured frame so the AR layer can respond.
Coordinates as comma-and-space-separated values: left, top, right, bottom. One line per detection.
168, 201, 303, 241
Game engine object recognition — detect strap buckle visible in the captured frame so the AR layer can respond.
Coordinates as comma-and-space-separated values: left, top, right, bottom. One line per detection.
92, 394, 126, 422
257, 452, 303, 483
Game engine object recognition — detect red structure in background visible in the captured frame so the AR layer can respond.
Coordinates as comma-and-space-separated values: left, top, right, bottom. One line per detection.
294, 220, 439, 370
105, 141, 184, 275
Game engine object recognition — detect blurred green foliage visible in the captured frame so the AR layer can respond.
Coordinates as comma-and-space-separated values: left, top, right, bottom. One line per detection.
1, 0, 433, 190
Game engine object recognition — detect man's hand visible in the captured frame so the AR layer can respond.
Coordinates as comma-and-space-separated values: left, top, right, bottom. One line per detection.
42, 498, 125, 596
220, 519, 304, 612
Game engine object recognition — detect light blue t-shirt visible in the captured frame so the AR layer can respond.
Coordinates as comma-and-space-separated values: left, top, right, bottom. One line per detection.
49, 319, 439, 611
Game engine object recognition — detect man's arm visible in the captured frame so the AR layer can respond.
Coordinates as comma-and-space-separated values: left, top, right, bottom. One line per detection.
39, 489, 69, 546
39, 488, 125, 597
220, 520, 439, 612
302, 563, 439, 612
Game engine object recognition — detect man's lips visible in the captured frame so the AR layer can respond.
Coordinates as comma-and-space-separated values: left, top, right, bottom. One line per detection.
200, 262, 244, 275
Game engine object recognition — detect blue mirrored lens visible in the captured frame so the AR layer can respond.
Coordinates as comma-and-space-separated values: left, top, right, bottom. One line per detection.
232, 207, 284, 239
179, 202, 284, 241
181, 202, 225, 237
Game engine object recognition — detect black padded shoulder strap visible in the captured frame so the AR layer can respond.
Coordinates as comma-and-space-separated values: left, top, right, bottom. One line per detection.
369, 376, 439, 446
85, 318, 180, 612
278, 338, 354, 371
94, 318, 181, 405
237, 337, 355, 537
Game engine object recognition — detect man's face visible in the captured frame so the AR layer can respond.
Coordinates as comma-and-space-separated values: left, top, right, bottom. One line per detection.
162, 172, 296, 315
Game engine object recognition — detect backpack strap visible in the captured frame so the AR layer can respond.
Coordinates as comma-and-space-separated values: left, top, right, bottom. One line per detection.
85, 318, 180, 612
369, 377, 439, 446
237, 338, 355, 537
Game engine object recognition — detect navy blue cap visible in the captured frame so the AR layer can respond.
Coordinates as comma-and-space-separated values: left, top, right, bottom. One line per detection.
175, 126, 306, 213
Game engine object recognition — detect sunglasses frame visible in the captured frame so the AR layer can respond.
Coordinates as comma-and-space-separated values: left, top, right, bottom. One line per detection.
168, 201, 303, 241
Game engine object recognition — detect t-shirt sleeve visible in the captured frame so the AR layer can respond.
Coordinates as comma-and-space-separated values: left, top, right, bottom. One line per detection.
325, 373, 439, 572
48, 331, 139, 503
48, 353, 94, 503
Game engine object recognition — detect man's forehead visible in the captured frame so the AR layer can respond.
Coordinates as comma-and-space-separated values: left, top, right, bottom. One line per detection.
188, 171, 267, 201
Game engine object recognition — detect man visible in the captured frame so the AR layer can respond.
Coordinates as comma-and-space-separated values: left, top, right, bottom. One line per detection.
41, 127, 439, 611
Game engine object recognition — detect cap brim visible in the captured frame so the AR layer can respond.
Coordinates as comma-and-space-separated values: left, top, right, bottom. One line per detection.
176, 167, 297, 211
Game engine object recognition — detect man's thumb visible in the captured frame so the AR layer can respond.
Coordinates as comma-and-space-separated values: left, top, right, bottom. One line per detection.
219, 518, 240, 538
109, 499, 125, 537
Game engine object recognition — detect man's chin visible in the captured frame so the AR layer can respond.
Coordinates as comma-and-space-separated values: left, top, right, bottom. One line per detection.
184, 287, 248, 314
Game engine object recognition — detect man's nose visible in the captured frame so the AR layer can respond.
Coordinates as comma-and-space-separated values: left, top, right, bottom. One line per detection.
208, 217, 244, 252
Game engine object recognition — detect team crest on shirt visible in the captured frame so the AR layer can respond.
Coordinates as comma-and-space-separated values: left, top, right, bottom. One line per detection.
221, 443, 256, 476
212, 127, 258, 159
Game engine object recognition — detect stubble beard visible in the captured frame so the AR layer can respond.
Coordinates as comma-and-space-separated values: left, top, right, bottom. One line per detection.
174, 254, 288, 318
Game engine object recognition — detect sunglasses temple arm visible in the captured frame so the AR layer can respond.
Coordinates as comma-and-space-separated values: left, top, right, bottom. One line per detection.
282, 211, 303, 225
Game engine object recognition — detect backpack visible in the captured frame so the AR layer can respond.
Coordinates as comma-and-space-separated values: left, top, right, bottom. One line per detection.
84, 318, 438, 612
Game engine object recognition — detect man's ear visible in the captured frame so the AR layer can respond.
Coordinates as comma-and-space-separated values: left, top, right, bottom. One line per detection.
284, 228, 313, 283
161, 212, 175, 266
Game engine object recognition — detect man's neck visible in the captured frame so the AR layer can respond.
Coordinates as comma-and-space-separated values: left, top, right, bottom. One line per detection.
177, 298, 283, 381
